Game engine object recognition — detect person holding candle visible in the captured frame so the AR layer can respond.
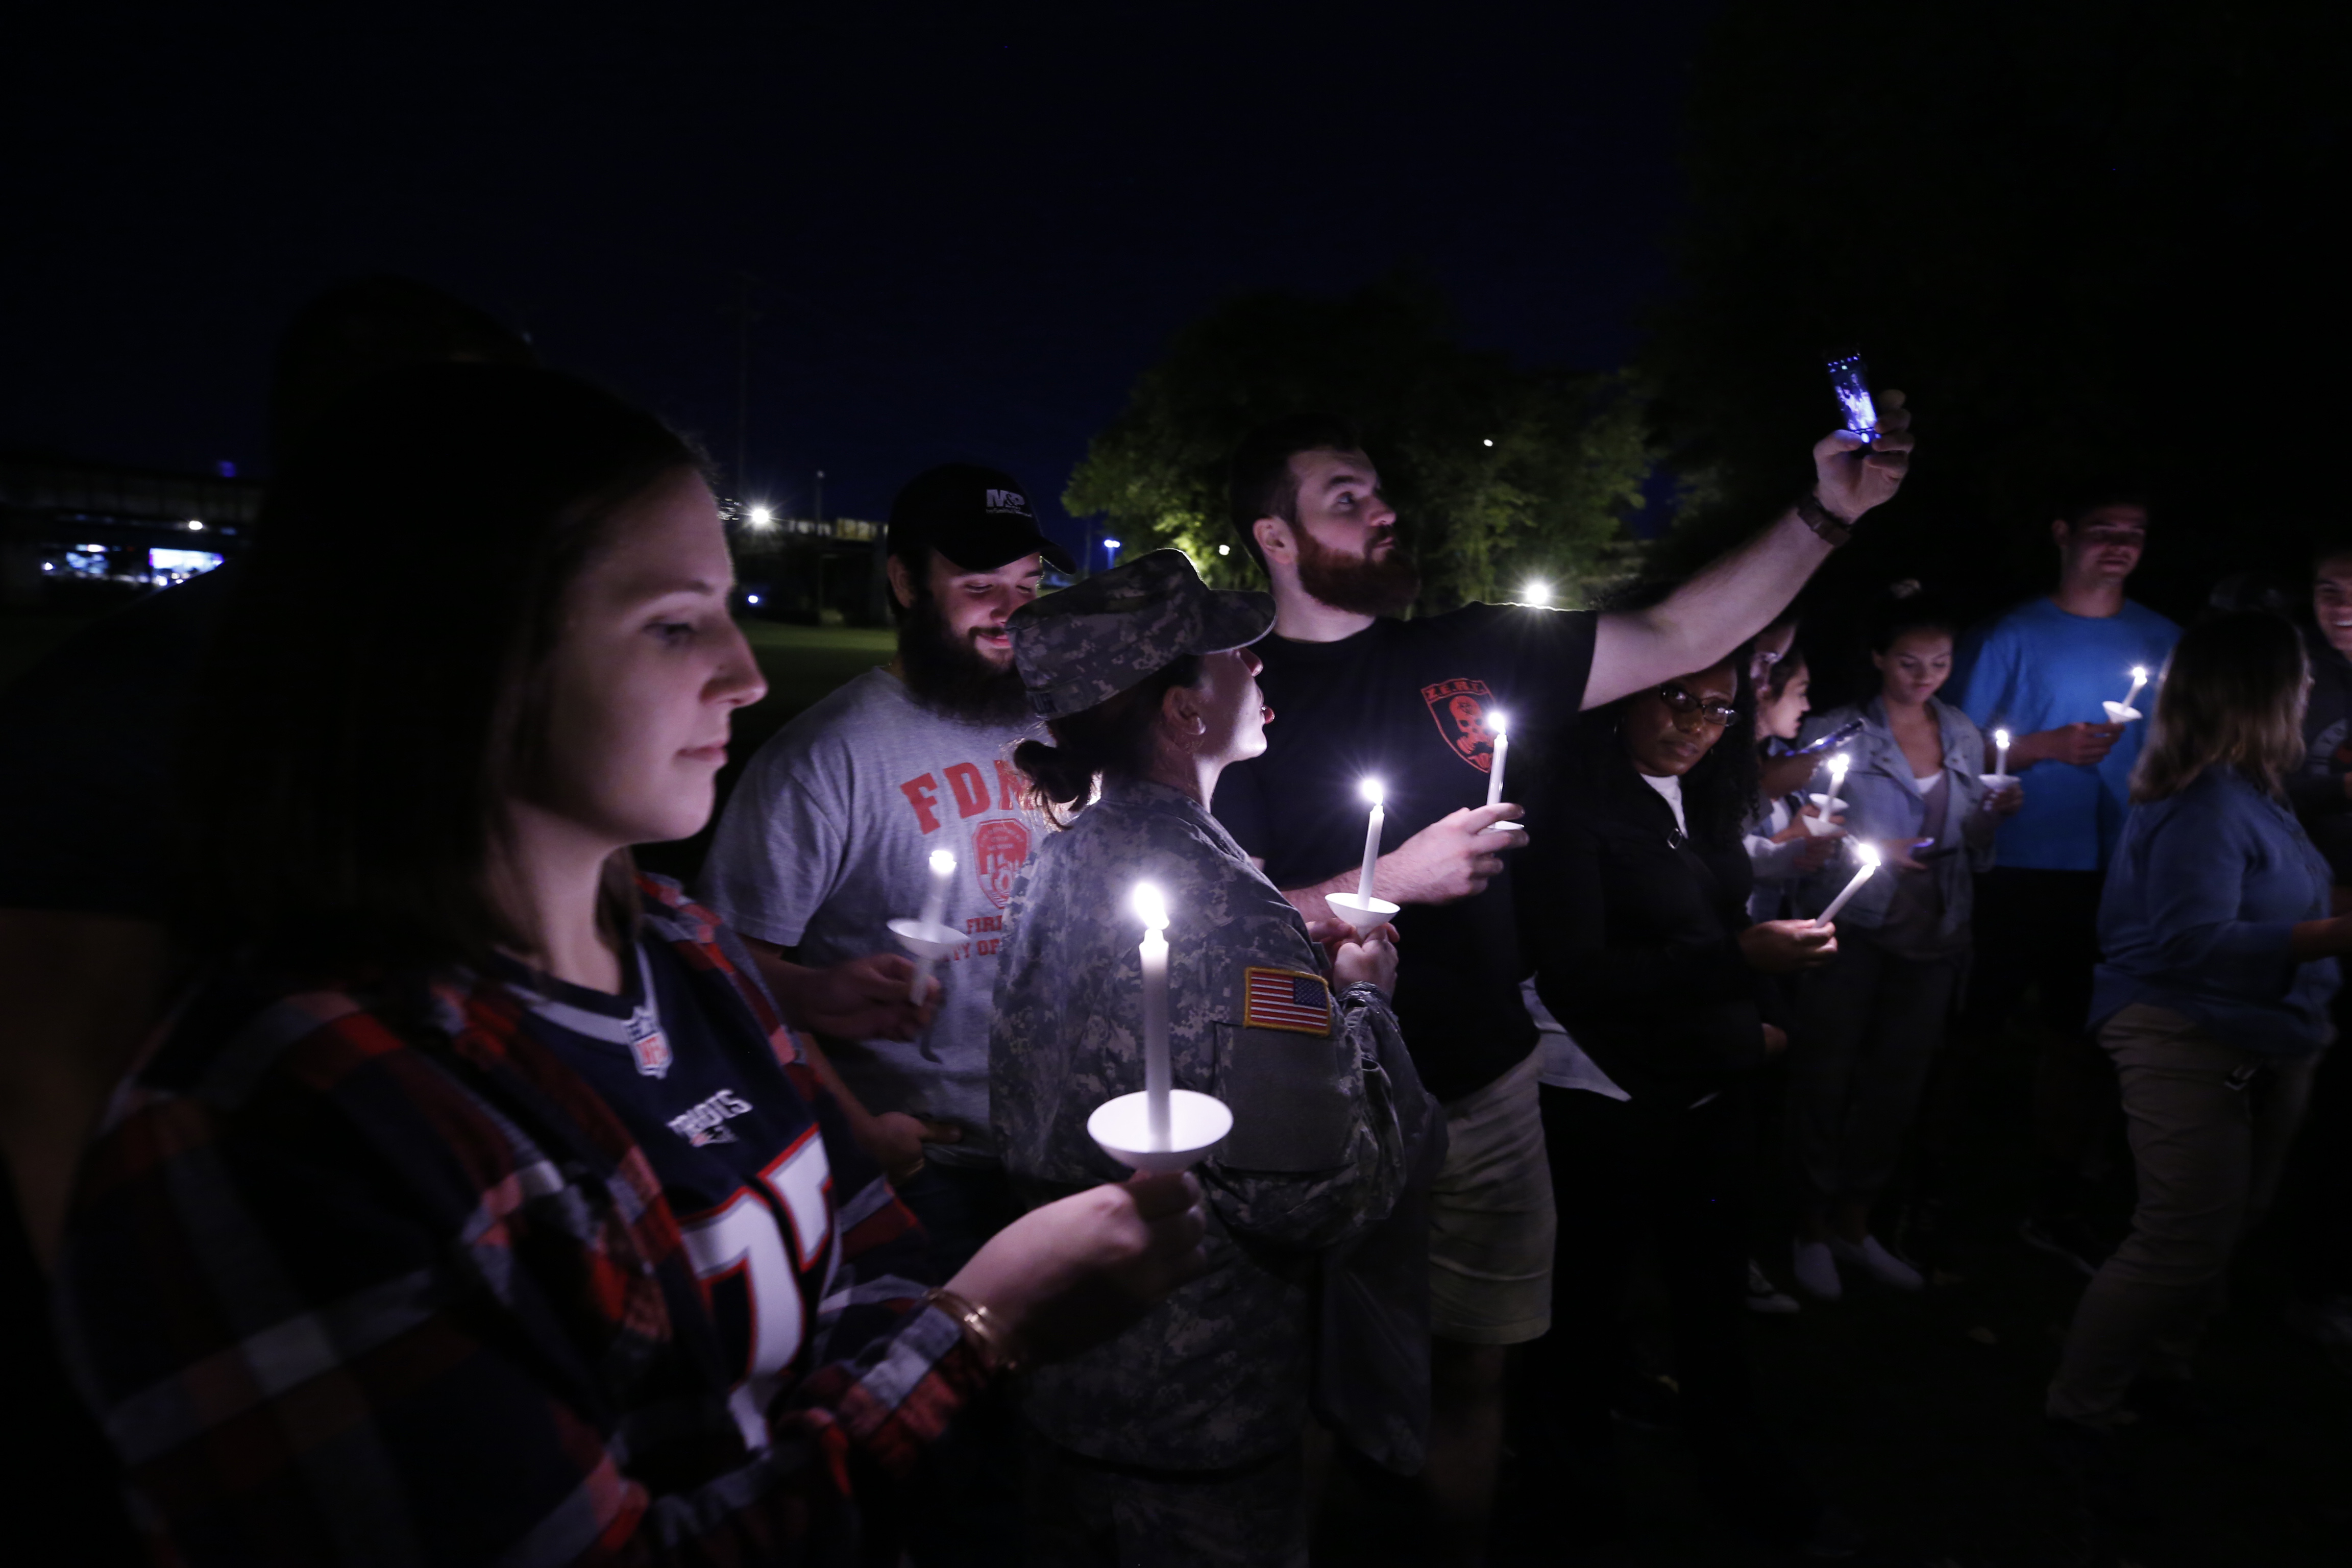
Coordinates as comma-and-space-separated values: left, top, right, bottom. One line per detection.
1731, 642, 1843, 1317
701, 463, 1074, 1276
2048, 610, 2350, 1513
1949, 489, 2182, 1275
1746, 644, 1846, 924
1750, 615, 1830, 806
1785, 589, 2017, 1299
1514, 653, 1847, 1556
994, 550, 1431, 1566
51, 366, 1214, 1566
698, 465, 1079, 1562
1208, 399, 1910, 1557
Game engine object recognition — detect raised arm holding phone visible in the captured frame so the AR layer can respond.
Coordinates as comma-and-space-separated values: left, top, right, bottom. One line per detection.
1207, 383, 1911, 1563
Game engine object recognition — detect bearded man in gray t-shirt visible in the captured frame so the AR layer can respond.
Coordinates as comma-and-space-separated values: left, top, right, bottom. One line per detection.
700, 463, 1071, 1271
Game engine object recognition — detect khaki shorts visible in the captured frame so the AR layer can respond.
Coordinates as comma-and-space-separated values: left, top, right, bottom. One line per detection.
1427, 1048, 1554, 1344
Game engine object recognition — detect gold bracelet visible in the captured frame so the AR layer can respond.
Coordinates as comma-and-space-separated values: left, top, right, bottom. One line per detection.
924, 1287, 1021, 1374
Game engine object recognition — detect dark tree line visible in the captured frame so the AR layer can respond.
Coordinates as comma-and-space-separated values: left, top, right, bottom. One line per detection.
1067, 2, 2350, 704
1644, 0, 2352, 698
1064, 276, 1653, 609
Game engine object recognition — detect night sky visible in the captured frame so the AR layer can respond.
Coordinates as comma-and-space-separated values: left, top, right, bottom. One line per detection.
6, 2, 1717, 561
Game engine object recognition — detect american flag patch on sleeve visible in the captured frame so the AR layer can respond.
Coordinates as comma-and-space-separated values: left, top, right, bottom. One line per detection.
1243, 967, 1333, 1036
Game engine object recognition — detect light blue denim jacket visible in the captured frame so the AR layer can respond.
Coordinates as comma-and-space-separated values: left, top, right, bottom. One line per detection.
1791, 697, 1998, 938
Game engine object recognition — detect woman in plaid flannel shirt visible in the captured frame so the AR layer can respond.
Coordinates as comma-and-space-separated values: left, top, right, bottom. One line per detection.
55, 364, 1205, 1566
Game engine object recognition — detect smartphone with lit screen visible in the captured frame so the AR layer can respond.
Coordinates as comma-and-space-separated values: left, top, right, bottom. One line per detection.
1826, 352, 1879, 444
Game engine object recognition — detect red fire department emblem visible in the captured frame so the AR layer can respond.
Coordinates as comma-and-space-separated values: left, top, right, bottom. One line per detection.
1422, 677, 1500, 774
972, 818, 1032, 910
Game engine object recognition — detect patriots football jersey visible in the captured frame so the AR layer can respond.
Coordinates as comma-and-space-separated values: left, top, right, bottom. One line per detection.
494, 940, 841, 1450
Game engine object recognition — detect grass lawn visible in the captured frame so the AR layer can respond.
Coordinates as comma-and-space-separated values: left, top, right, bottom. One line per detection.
735, 620, 896, 740
635, 620, 895, 884
1, 608, 888, 885
2, 611, 890, 736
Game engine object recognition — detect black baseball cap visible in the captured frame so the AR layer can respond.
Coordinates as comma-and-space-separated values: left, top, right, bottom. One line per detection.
888, 463, 1076, 573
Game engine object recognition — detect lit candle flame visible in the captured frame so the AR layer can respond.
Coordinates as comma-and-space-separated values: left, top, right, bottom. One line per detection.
1360, 778, 1385, 806
1489, 710, 1509, 738
928, 849, 957, 877
1132, 881, 1169, 931
1995, 727, 2011, 749
1856, 842, 1882, 869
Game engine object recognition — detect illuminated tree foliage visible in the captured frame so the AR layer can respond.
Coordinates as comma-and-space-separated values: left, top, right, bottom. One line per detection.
1645, 0, 2352, 641
1066, 276, 1653, 610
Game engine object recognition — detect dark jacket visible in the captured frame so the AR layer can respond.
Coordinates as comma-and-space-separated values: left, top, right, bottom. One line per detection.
1522, 745, 1774, 1106
2288, 633, 2352, 886
2092, 767, 2339, 1058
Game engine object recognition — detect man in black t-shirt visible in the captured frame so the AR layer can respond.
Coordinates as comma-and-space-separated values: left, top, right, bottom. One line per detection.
1209, 403, 1912, 1562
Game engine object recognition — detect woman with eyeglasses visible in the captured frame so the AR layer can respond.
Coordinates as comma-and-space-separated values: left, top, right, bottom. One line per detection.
1784, 589, 2020, 1301
1516, 654, 1845, 1555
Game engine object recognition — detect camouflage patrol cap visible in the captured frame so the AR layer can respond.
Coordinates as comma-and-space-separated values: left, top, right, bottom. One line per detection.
1008, 549, 1276, 718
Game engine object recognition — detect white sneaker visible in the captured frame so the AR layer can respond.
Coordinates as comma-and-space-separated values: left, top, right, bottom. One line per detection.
1830, 1233, 1924, 1291
1746, 1258, 1800, 1314
1792, 1239, 1842, 1301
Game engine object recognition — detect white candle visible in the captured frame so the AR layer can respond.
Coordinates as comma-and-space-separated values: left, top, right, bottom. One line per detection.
2122, 665, 2149, 712
1133, 881, 1172, 1152
1357, 779, 1385, 903
1994, 727, 2011, 777
1814, 842, 1882, 927
1485, 712, 1510, 808
1828, 751, 1851, 798
909, 849, 955, 1002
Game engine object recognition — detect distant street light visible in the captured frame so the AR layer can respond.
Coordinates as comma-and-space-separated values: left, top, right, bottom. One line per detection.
187, 519, 205, 531
1522, 581, 1553, 606
747, 505, 774, 528
1102, 538, 1122, 558
1217, 544, 1230, 556
747, 593, 763, 605
1482, 438, 1494, 448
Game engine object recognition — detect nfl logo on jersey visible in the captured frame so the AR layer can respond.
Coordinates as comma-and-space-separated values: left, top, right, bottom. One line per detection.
629, 1020, 673, 1079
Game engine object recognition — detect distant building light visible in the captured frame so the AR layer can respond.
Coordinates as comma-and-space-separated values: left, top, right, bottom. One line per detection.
1522, 580, 1554, 606
216, 460, 238, 478
150, 548, 225, 578
187, 519, 204, 531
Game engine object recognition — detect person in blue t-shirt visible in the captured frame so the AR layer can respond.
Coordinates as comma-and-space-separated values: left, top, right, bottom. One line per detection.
1948, 493, 2182, 1273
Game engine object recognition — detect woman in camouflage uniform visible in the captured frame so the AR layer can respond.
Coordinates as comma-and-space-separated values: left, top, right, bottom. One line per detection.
992, 549, 1427, 1567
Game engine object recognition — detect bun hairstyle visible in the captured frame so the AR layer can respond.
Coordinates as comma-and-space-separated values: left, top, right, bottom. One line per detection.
1866, 578, 1959, 655
1013, 654, 1205, 826
1764, 645, 1807, 702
